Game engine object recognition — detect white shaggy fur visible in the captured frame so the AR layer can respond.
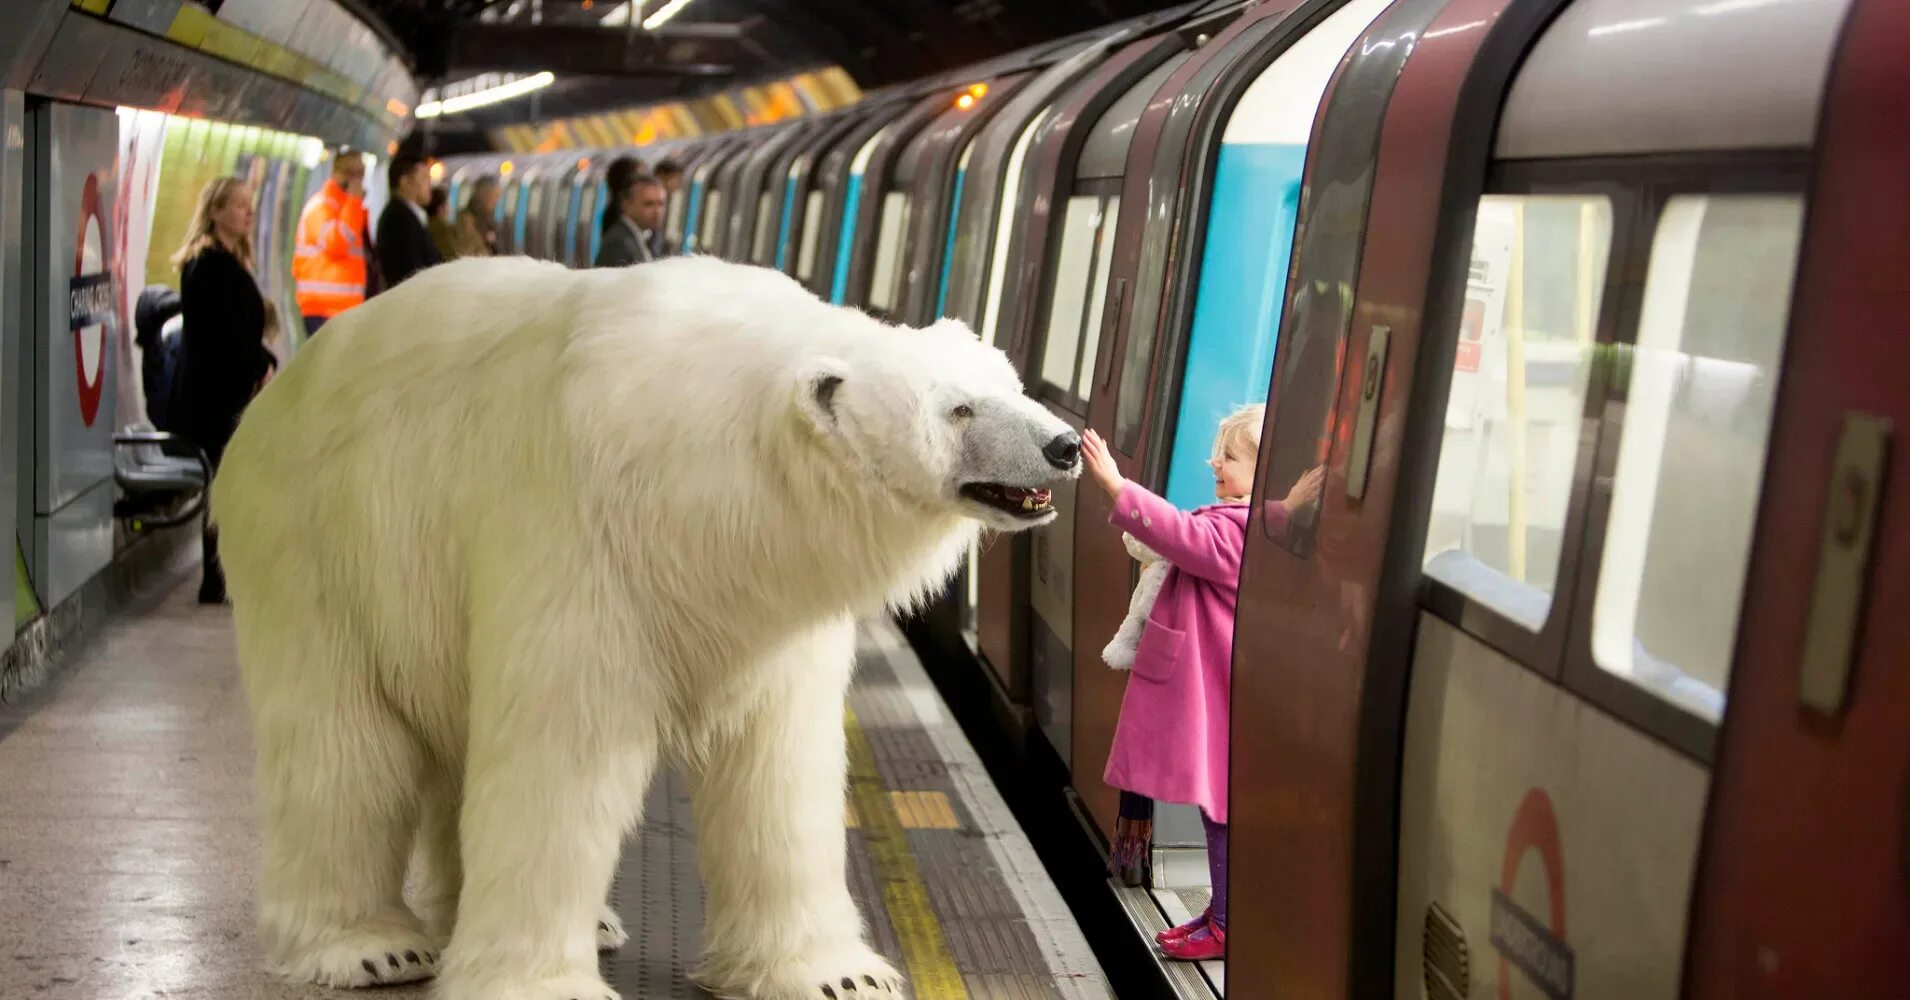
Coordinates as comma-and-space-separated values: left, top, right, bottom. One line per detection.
1101, 533, 1167, 671
211, 254, 1078, 1000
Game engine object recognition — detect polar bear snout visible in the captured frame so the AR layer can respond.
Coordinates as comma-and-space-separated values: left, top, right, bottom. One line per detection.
950, 397, 1079, 530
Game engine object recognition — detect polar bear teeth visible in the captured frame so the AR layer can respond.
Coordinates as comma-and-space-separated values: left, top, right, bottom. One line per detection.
963, 483, 1054, 516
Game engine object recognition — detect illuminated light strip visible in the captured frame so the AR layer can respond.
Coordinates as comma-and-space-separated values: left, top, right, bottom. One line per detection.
642, 0, 700, 29
416, 72, 556, 118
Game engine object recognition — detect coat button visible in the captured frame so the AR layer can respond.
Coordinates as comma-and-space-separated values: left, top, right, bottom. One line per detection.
1143, 518, 1152, 528
1130, 509, 1140, 519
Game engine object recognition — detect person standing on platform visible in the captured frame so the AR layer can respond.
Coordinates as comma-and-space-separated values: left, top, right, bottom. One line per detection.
292, 150, 368, 336
455, 176, 502, 258
594, 173, 672, 267
170, 177, 279, 605
599, 155, 643, 238
655, 158, 685, 195
426, 184, 460, 261
375, 151, 442, 289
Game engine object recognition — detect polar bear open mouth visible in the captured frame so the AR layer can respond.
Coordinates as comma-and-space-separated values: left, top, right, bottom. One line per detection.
961, 483, 1055, 518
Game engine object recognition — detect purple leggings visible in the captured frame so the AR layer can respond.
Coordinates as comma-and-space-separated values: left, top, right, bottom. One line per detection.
1203, 810, 1228, 928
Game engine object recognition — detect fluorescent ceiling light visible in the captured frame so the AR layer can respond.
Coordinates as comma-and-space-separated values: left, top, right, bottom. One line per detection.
642, 0, 700, 29
415, 72, 556, 118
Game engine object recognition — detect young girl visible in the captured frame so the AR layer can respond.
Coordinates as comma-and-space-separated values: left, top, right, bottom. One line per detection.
1080, 405, 1320, 961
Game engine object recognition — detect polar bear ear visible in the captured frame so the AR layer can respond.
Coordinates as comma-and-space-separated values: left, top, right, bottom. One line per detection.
796, 358, 851, 431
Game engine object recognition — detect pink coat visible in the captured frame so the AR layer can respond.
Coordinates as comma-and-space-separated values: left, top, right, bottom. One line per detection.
1100, 481, 1258, 825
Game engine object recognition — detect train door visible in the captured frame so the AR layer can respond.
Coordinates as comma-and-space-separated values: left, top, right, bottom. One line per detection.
728, 125, 803, 266
1386, 1, 1857, 997
833, 93, 948, 310
772, 111, 864, 274
1024, 51, 1189, 775
1228, 0, 1549, 993
682, 141, 734, 256
22, 100, 116, 610
700, 138, 751, 259
807, 101, 908, 300
1682, 1, 1908, 992
0, 91, 23, 633
566, 155, 600, 268
892, 72, 1031, 328
973, 31, 1196, 711
495, 168, 522, 255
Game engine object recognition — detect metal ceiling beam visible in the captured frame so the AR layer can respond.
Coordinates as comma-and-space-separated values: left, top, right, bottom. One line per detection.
435, 18, 772, 77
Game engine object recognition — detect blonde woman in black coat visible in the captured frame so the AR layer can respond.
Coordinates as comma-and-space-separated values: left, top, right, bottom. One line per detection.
170, 176, 278, 604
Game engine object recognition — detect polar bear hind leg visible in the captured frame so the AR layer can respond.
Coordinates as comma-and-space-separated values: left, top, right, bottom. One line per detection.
238, 601, 442, 989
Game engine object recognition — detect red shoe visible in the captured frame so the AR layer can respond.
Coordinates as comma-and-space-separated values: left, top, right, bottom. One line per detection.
1160, 921, 1225, 961
1155, 908, 1210, 945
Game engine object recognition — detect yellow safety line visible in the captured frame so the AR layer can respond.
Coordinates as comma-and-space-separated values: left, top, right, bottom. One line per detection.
843, 707, 969, 999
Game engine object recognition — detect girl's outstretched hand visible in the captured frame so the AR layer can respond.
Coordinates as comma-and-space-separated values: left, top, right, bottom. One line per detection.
1081, 429, 1126, 501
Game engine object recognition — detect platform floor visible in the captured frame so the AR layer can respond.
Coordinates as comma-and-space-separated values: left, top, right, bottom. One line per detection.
0, 583, 1109, 999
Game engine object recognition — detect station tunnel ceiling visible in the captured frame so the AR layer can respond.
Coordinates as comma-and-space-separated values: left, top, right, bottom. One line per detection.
356, 0, 1188, 139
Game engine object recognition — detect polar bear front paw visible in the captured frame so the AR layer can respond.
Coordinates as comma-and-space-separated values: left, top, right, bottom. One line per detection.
272, 925, 441, 988
596, 905, 629, 951
692, 944, 906, 1000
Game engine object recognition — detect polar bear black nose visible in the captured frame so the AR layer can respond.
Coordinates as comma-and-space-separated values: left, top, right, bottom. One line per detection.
1043, 432, 1081, 470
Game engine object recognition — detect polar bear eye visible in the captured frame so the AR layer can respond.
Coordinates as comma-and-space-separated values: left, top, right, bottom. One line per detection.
951, 403, 974, 419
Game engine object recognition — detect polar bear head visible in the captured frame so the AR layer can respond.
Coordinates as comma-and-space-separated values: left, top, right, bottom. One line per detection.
794, 316, 1080, 531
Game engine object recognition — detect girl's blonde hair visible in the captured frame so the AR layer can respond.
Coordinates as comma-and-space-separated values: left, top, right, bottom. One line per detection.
172, 176, 254, 272
1211, 402, 1266, 465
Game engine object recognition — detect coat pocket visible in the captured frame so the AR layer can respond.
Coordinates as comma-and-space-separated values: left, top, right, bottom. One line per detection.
1131, 619, 1187, 684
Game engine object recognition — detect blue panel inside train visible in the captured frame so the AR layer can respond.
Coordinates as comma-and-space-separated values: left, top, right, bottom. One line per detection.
934, 167, 967, 319
829, 172, 865, 304
774, 175, 797, 271
1162, 143, 1306, 513
590, 179, 607, 264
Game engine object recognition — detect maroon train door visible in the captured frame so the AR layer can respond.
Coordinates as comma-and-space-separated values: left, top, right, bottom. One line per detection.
1683, 0, 1910, 994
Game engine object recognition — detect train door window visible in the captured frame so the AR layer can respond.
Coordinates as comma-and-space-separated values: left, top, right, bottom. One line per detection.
797, 189, 825, 281
1038, 195, 1103, 397
752, 191, 777, 263
869, 191, 912, 312
700, 189, 725, 251
1587, 193, 1804, 722
979, 111, 1047, 347
1422, 194, 1613, 631
667, 185, 688, 244
1076, 195, 1121, 403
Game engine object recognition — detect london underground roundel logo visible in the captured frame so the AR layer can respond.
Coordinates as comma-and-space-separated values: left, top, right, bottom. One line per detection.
1491, 787, 1575, 1000
70, 172, 111, 428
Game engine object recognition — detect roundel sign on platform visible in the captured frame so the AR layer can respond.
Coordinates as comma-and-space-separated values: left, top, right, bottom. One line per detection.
1490, 787, 1575, 1000
70, 171, 112, 428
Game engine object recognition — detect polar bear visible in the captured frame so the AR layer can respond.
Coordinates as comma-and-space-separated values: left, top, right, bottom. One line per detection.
210, 254, 1080, 1000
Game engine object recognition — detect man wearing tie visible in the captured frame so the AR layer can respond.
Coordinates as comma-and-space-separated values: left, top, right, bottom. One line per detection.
594, 174, 672, 267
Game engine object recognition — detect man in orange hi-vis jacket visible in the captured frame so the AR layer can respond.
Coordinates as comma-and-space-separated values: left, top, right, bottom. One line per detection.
293, 150, 369, 336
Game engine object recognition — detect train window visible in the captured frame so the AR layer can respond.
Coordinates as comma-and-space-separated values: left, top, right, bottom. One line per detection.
797, 190, 825, 280
1039, 196, 1103, 397
979, 111, 1047, 347
700, 189, 725, 250
753, 191, 777, 263
1589, 194, 1804, 722
1423, 195, 1613, 631
869, 192, 912, 312
1076, 195, 1121, 403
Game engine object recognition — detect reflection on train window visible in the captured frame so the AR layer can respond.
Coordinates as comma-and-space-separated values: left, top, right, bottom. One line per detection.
869, 191, 912, 312
797, 190, 825, 280
753, 192, 777, 262
1076, 195, 1121, 403
700, 190, 726, 251
1590, 194, 1804, 722
1423, 195, 1612, 631
979, 112, 1047, 349
1038, 196, 1103, 395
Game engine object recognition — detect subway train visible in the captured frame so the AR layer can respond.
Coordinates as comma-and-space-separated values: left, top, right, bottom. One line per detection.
438, 0, 1910, 997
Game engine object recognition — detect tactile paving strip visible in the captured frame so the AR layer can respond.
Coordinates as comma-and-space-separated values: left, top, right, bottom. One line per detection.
598, 626, 1110, 999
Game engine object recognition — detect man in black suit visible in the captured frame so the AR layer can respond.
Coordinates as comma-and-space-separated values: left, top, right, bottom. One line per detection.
375, 151, 441, 289
594, 174, 673, 267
